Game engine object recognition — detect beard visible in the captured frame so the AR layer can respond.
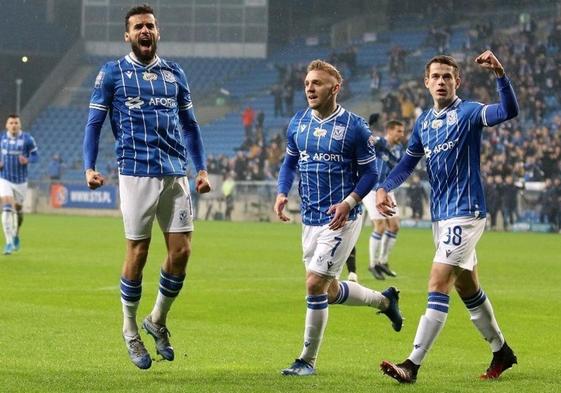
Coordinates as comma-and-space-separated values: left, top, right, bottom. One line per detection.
131, 38, 157, 64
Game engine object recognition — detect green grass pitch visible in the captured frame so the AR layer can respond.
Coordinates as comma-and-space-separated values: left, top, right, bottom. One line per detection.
0, 214, 560, 392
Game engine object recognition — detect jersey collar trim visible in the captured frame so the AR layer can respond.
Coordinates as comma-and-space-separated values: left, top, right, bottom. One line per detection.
311, 105, 345, 123
126, 53, 161, 70
432, 97, 461, 118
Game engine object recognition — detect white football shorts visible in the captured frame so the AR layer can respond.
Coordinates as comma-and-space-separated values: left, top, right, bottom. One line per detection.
0, 178, 27, 205
432, 216, 487, 271
119, 174, 194, 240
302, 216, 363, 278
362, 190, 399, 221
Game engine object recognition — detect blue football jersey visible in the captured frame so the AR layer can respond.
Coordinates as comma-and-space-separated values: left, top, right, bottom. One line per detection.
89, 54, 194, 176
0, 131, 38, 184
406, 97, 488, 221
285, 106, 377, 226
374, 136, 404, 187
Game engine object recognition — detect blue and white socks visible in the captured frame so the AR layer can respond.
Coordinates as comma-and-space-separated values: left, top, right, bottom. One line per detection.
150, 269, 186, 325
462, 288, 504, 352
1, 204, 15, 246
369, 231, 383, 266
409, 292, 449, 365
120, 277, 142, 338
120, 269, 186, 337
299, 294, 328, 366
332, 281, 385, 308
380, 230, 398, 264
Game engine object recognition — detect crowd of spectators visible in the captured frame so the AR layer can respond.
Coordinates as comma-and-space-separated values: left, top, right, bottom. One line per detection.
204, 13, 561, 230
374, 15, 561, 229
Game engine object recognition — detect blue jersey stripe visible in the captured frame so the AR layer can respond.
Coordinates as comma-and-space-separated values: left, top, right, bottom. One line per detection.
89, 55, 198, 177
0, 132, 37, 184
408, 99, 487, 221
285, 107, 375, 226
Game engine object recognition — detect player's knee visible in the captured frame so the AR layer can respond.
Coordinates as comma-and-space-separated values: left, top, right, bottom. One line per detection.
388, 221, 400, 232
169, 243, 191, 264
306, 273, 329, 295
428, 273, 454, 293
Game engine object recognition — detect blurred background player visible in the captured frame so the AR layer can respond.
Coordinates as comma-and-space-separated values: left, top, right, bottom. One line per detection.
362, 120, 406, 279
377, 51, 518, 383
274, 60, 402, 376
343, 112, 383, 283
0, 114, 38, 255
83, 4, 211, 370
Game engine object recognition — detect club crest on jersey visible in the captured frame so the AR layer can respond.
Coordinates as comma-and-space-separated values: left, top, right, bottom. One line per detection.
94, 71, 105, 88
332, 125, 345, 140
431, 119, 444, 129
162, 70, 176, 83
446, 110, 458, 126
313, 127, 327, 138
142, 72, 158, 81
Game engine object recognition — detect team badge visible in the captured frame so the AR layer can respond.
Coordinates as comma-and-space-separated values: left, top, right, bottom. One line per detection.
142, 72, 158, 81
431, 119, 443, 129
94, 71, 105, 88
162, 70, 176, 83
313, 127, 327, 138
178, 209, 188, 224
332, 125, 345, 140
446, 110, 458, 126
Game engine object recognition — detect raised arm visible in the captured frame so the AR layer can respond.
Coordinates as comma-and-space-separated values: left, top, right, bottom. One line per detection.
475, 50, 519, 127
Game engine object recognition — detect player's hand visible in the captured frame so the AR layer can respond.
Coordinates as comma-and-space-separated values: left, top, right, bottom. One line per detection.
376, 188, 396, 217
475, 50, 505, 77
18, 155, 28, 165
327, 202, 350, 230
85, 169, 105, 190
274, 193, 290, 222
195, 170, 211, 193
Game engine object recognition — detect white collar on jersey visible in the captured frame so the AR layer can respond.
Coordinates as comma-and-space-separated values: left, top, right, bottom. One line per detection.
432, 97, 461, 118
126, 53, 161, 70
311, 105, 345, 123
6, 131, 22, 139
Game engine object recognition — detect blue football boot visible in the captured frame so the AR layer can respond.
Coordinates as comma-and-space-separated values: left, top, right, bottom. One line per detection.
123, 335, 152, 370
378, 287, 403, 332
142, 316, 174, 361
281, 358, 316, 376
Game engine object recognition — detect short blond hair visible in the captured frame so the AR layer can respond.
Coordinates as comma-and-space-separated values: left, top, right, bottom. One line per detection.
307, 60, 343, 84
